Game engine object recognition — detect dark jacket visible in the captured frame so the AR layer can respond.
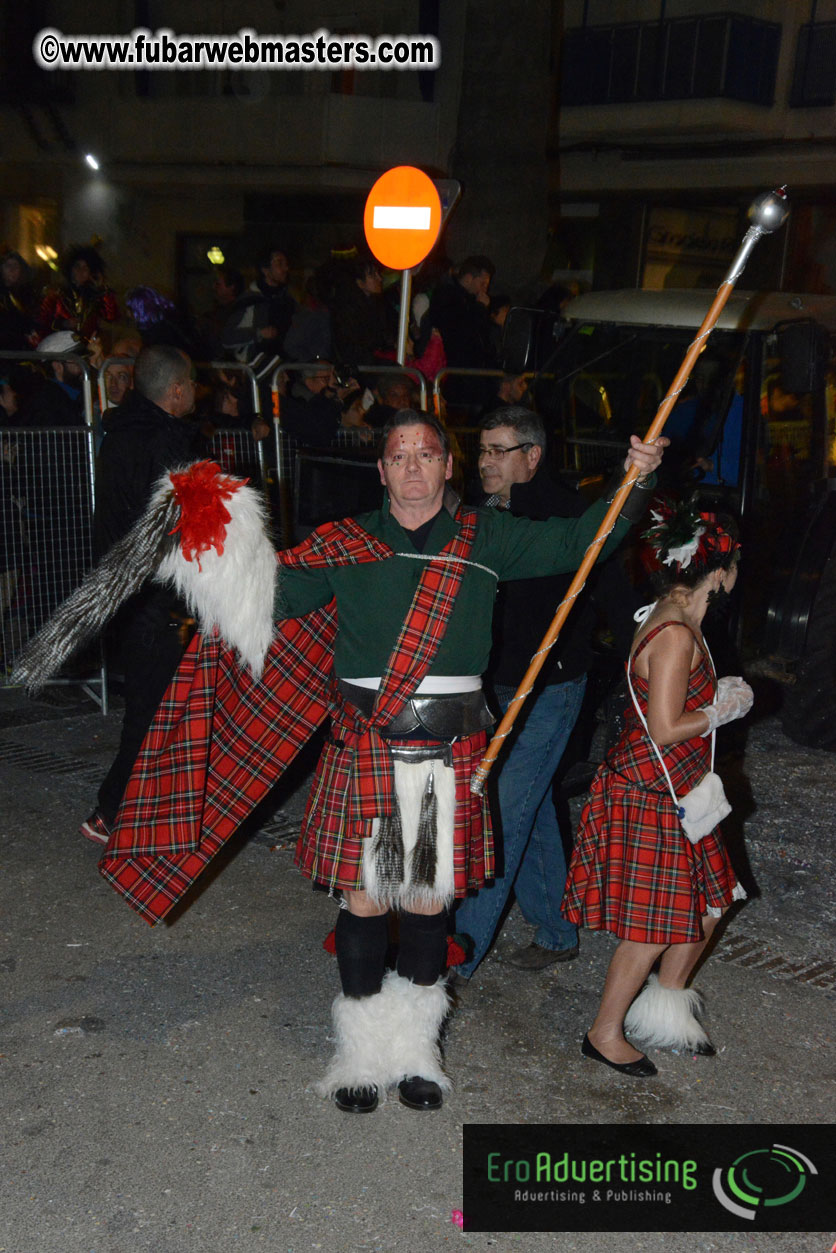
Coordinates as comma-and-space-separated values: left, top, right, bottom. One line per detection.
428, 278, 497, 408
220, 282, 296, 360
20, 378, 85, 428
94, 389, 204, 556
254, 277, 296, 350
331, 288, 397, 367
487, 464, 636, 687
279, 382, 341, 449
0, 281, 38, 350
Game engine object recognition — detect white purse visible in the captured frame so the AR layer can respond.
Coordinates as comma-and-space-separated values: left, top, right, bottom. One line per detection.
626, 635, 731, 845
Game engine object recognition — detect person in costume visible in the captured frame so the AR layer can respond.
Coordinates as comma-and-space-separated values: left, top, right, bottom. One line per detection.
272, 411, 664, 1113
38, 245, 119, 344
562, 501, 752, 1077
12, 411, 667, 1114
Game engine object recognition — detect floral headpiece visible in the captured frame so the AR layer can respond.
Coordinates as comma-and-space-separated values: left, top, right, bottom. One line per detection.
642, 497, 740, 574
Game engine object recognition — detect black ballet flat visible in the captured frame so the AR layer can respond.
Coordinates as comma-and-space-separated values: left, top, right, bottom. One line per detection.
693, 1040, 717, 1057
581, 1033, 658, 1077
334, 1086, 379, 1113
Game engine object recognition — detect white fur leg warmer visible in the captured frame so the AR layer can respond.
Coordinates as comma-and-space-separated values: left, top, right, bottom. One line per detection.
624, 973, 713, 1051
313, 988, 396, 1098
314, 971, 452, 1098
380, 971, 452, 1090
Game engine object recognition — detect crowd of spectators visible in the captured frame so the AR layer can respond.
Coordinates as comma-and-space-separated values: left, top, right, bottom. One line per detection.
0, 237, 550, 446
0, 236, 572, 664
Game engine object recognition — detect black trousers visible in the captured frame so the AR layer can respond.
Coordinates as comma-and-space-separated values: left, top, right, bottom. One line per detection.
97, 596, 187, 825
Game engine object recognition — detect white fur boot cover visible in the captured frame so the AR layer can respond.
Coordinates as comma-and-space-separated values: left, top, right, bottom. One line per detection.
624, 973, 712, 1050
314, 989, 398, 1097
380, 971, 452, 1090
313, 971, 452, 1098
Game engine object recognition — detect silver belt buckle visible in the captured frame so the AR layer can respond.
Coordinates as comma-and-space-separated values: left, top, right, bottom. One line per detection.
388, 743, 453, 768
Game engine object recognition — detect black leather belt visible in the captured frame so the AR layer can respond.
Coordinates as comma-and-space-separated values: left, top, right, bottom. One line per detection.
337, 680, 495, 740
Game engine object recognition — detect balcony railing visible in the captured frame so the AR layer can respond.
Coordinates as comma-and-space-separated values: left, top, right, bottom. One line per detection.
561, 12, 780, 107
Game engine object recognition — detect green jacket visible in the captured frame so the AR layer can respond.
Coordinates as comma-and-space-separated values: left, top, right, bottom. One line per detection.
276, 493, 630, 680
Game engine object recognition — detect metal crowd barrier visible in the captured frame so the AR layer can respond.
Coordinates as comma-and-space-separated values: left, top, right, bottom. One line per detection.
564, 435, 627, 475
268, 419, 374, 548
203, 361, 269, 493
266, 363, 570, 542
432, 366, 506, 416
267, 362, 426, 547
0, 350, 105, 710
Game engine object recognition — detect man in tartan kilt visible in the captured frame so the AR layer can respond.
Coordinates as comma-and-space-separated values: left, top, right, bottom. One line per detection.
13, 409, 665, 1113
274, 411, 666, 1113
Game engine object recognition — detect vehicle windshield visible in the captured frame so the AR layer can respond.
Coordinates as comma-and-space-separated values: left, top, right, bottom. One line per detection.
546, 321, 746, 488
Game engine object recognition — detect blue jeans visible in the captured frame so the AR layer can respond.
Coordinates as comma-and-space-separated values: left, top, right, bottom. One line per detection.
454, 675, 586, 977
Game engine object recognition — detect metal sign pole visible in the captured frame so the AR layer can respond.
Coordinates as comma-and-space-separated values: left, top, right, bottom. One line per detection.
397, 269, 412, 366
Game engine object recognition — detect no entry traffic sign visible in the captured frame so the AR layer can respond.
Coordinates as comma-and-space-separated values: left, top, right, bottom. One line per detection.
363, 165, 442, 271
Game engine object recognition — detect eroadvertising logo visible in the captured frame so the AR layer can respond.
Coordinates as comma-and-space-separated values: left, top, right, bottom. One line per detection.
712, 1142, 817, 1220
462, 1124, 835, 1233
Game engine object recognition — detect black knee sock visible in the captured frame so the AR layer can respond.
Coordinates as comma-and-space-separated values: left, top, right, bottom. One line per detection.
397, 909, 448, 985
335, 910, 389, 998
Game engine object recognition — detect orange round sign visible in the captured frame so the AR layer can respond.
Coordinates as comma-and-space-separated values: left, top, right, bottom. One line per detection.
363, 165, 442, 271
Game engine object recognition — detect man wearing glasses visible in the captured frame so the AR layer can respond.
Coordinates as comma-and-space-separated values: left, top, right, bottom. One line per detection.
454, 406, 636, 981
279, 359, 359, 448
273, 409, 664, 1114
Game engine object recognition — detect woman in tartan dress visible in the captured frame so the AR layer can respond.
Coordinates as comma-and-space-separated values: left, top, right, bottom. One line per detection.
563, 503, 752, 1076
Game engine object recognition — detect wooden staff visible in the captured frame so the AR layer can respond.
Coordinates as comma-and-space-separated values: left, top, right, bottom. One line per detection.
471, 187, 790, 796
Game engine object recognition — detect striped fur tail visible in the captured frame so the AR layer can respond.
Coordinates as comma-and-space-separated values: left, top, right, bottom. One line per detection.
12, 460, 278, 693
11, 487, 181, 694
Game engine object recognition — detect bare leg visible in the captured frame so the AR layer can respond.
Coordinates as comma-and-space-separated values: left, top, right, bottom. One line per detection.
587, 939, 668, 1064
657, 912, 723, 989
344, 888, 388, 918
345, 888, 444, 918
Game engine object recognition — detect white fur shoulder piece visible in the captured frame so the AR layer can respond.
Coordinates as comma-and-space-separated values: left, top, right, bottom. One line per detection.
153, 463, 277, 677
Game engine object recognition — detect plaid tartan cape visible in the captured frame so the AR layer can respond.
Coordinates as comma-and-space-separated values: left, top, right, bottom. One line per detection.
99, 508, 481, 924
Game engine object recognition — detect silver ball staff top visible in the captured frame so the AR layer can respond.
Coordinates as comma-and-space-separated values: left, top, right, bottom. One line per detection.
748, 186, 790, 233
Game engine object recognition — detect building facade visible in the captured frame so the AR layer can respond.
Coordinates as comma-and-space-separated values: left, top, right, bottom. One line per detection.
553, 0, 836, 294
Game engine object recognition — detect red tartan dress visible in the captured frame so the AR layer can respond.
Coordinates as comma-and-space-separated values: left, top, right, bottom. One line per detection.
563, 621, 743, 944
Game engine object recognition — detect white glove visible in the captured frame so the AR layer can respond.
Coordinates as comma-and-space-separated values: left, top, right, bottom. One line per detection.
701, 676, 754, 736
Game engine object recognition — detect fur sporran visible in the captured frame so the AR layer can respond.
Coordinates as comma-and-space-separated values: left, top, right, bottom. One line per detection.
676, 770, 731, 844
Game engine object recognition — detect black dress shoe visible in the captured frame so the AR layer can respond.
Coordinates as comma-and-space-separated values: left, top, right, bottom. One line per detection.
397, 1076, 443, 1110
581, 1033, 657, 1077
334, 1086, 379, 1113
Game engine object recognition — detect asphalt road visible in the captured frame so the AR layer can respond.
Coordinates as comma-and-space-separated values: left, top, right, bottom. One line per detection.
1, 685, 833, 1253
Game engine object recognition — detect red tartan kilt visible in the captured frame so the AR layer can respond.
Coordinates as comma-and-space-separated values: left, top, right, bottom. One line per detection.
563, 771, 739, 943
296, 730, 494, 896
